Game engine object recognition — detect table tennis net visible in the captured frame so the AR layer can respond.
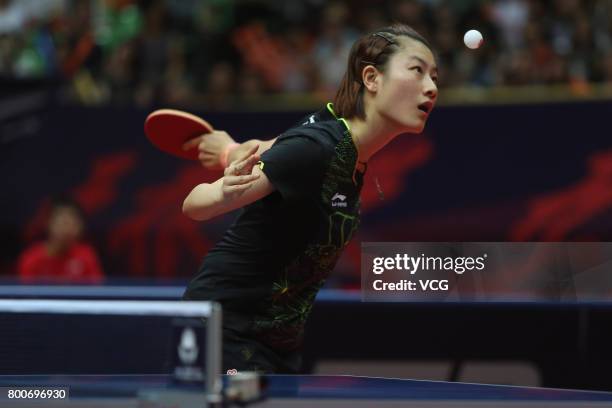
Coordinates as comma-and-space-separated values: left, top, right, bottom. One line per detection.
0, 300, 221, 379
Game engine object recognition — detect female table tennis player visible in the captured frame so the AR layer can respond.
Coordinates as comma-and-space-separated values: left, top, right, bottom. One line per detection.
182, 24, 438, 373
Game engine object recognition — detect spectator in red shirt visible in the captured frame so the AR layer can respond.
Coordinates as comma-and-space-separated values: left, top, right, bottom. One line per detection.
18, 196, 104, 284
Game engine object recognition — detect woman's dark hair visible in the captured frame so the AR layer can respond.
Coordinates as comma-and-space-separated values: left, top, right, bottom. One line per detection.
333, 23, 432, 120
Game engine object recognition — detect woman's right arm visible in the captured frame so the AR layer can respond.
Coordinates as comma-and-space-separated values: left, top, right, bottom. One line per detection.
183, 131, 277, 170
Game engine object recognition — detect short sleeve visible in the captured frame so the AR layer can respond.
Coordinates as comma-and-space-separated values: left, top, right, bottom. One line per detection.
260, 133, 328, 201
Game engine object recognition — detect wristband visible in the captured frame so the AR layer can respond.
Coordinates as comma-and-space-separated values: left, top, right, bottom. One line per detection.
220, 143, 240, 168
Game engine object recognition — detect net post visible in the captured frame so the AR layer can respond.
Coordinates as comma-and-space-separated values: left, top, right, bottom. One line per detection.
206, 302, 223, 405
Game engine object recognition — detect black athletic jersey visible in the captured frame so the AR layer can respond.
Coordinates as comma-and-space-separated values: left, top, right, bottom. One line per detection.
184, 103, 365, 368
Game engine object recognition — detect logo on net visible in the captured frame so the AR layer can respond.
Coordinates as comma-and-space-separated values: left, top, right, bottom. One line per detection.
332, 193, 347, 207
178, 327, 199, 365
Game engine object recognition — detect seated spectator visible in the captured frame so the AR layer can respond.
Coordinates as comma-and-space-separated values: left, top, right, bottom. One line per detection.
17, 195, 104, 284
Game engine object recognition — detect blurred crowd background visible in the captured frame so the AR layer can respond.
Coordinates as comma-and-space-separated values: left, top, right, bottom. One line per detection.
2, 0, 612, 109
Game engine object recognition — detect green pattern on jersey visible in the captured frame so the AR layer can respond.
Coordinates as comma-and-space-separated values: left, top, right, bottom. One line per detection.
252, 129, 361, 351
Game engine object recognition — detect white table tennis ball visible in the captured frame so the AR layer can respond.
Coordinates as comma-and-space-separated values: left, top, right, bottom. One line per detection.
463, 29, 483, 49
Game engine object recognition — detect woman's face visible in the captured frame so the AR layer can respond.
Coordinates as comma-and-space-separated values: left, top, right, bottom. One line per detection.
374, 38, 438, 134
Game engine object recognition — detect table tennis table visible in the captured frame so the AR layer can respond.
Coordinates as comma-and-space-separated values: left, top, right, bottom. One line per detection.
2, 374, 612, 408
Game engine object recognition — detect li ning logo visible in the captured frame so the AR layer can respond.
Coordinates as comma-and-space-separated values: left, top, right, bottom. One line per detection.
332, 193, 347, 207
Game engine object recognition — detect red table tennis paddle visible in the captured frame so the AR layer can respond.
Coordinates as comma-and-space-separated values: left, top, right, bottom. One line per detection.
144, 109, 214, 160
